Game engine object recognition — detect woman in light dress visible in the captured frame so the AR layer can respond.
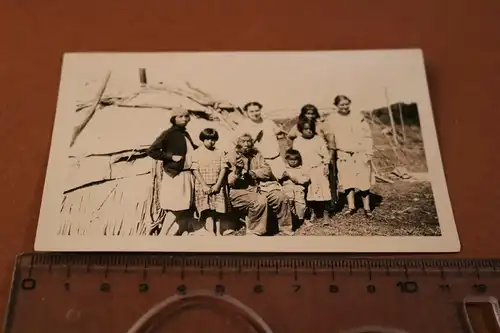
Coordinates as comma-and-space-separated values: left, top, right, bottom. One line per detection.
146, 108, 198, 235
330, 95, 375, 217
238, 101, 288, 180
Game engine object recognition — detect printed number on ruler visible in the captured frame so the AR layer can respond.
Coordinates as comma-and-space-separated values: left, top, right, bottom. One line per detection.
18, 277, 491, 295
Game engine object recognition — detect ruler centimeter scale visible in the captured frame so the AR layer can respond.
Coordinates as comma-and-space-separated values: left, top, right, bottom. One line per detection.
5, 253, 500, 333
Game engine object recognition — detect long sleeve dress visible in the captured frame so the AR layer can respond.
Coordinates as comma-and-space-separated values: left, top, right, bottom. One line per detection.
328, 112, 375, 191
146, 125, 197, 211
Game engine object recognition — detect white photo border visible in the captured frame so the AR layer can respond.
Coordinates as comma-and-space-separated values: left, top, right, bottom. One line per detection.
34, 50, 461, 253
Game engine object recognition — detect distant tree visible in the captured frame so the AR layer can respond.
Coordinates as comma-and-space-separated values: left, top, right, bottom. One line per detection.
371, 103, 421, 127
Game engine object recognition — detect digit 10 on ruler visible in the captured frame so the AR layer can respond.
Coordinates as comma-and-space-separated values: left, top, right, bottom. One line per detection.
5, 254, 500, 333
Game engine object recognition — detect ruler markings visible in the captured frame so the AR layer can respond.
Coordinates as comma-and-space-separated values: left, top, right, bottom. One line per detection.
12, 253, 496, 330
104, 262, 109, 279
142, 261, 148, 280
27, 255, 34, 278
15, 271, 499, 295
16, 253, 500, 277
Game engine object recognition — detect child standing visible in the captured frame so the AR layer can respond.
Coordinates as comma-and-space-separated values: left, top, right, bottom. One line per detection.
292, 118, 332, 220
191, 128, 230, 235
282, 149, 311, 228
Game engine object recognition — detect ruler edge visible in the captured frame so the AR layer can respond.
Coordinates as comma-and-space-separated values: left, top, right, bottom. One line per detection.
7, 252, 500, 270
3, 253, 28, 333
3, 253, 500, 332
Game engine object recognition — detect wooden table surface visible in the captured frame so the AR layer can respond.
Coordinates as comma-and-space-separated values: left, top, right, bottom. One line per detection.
0, 0, 499, 322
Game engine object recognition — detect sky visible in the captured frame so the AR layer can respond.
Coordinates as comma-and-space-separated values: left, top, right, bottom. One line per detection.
64, 50, 432, 119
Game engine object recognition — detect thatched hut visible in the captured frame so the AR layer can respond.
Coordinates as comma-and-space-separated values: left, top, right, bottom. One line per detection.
59, 85, 245, 236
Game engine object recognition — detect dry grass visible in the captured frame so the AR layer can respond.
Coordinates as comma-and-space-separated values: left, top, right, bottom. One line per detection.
247, 117, 440, 237
230, 180, 440, 237
369, 123, 429, 173
293, 180, 440, 237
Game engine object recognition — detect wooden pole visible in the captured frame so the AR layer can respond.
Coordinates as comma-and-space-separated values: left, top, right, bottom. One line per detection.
139, 68, 147, 86
70, 71, 112, 147
398, 103, 406, 143
385, 87, 399, 146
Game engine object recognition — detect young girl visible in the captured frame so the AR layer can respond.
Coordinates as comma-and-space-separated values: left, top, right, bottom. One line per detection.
287, 104, 338, 212
190, 128, 230, 236
292, 118, 332, 220
282, 149, 311, 228
287, 104, 332, 146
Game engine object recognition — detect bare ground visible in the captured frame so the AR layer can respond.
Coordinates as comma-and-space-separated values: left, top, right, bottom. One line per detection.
198, 118, 438, 237
230, 179, 440, 237
293, 180, 440, 237
223, 121, 440, 237
272, 121, 439, 236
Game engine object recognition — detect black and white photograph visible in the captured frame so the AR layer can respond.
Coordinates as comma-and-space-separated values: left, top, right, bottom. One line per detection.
34, 50, 460, 252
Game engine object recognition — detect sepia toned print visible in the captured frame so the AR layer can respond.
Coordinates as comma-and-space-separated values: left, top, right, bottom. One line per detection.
34, 50, 460, 252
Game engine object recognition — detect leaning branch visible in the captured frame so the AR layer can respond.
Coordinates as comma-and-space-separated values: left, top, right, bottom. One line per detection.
385, 87, 400, 147
70, 71, 112, 147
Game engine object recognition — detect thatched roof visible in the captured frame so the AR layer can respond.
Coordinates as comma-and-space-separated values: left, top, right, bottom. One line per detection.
61, 81, 248, 237
69, 88, 239, 158
122, 88, 211, 111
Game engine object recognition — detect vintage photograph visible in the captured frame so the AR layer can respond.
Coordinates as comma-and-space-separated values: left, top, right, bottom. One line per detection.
34, 50, 460, 252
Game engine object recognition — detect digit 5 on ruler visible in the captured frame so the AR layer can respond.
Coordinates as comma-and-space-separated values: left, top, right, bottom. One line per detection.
4, 254, 500, 333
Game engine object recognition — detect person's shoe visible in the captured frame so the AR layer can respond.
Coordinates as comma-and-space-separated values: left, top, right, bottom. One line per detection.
343, 208, 357, 215
280, 229, 295, 236
310, 211, 317, 222
364, 209, 373, 218
302, 220, 313, 227
222, 229, 236, 236
191, 228, 214, 236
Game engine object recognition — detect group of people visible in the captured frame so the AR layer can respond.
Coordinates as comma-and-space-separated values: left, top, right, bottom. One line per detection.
146, 95, 375, 236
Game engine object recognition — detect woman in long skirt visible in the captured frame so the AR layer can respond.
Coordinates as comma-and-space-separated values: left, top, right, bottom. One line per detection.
146, 108, 198, 234
329, 95, 375, 217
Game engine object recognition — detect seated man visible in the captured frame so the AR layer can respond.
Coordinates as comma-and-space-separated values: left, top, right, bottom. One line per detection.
227, 133, 293, 236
